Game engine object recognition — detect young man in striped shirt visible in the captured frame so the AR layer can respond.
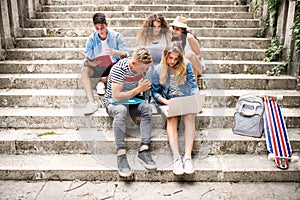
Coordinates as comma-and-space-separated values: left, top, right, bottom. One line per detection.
103, 47, 157, 177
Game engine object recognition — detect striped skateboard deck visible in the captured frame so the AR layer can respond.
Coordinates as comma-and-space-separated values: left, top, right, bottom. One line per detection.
263, 96, 292, 169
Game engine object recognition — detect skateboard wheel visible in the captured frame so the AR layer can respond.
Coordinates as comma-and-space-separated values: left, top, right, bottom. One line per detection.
277, 95, 283, 101
291, 155, 299, 162
268, 153, 275, 160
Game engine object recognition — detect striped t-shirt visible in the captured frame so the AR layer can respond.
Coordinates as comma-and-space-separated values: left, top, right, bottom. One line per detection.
103, 58, 144, 107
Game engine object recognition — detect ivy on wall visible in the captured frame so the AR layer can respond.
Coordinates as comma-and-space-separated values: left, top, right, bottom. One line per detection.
290, 0, 300, 53
252, 0, 299, 76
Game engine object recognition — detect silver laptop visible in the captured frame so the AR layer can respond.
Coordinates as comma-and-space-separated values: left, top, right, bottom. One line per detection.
160, 93, 206, 118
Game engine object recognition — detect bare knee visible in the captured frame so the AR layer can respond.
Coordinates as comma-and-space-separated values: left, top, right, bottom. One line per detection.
184, 114, 195, 124
81, 67, 94, 78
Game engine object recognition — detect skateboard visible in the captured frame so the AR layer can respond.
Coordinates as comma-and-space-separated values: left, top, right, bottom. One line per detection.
263, 96, 298, 169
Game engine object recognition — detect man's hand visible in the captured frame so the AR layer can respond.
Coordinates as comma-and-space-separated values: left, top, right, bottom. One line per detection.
106, 49, 126, 57
91, 60, 102, 66
138, 78, 151, 92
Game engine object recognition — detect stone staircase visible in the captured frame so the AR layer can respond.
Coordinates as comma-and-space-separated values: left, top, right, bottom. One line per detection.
0, 0, 299, 182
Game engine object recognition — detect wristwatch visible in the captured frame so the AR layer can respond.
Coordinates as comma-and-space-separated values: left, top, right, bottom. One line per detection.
84, 60, 88, 66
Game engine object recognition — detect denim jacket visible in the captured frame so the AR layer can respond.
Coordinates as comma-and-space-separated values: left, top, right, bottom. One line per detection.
82, 28, 129, 64
151, 59, 198, 103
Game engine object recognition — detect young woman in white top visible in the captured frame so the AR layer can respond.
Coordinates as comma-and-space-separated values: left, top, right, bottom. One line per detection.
137, 13, 172, 112
137, 13, 171, 63
170, 16, 203, 86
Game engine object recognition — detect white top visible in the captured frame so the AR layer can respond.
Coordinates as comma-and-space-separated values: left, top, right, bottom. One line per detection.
146, 34, 167, 49
101, 38, 110, 52
184, 33, 192, 54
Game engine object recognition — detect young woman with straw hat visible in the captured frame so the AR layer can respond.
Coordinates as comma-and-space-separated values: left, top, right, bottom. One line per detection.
170, 16, 204, 86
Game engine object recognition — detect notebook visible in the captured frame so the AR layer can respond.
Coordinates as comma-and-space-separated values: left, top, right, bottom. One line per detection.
108, 97, 144, 105
159, 93, 206, 118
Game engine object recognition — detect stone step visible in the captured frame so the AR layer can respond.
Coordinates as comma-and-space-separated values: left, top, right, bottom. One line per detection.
0, 73, 296, 90
0, 181, 299, 199
42, 27, 261, 37
200, 74, 297, 90
5, 48, 266, 61
1, 89, 299, 108
14, 37, 270, 49
27, 18, 259, 29
205, 60, 283, 74
45, 0, 240, 6
16, 28, 47, 38
0, 107, 299, 129
0, 60, 281, 74
41, 4, 249, 12
0, 153, 299, 182
195, 0, 244, 5
45, 0, 197, 5
37, 11, 254, 20
0, 128, 299, 155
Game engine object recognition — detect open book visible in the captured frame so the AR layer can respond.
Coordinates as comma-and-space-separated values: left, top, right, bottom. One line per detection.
159, 93, 206, 118
79, 51, 113, 67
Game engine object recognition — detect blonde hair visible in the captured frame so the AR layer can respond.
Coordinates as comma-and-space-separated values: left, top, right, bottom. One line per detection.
160, 41, 186, 85
133, 47, 153, 64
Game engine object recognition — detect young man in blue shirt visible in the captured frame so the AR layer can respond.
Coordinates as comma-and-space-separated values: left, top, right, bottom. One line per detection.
81, 13, 129, 115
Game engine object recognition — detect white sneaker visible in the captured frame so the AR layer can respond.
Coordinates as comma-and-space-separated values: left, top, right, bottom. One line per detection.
84, 101, 98, 115
183, 157, 195, 174
173, 157, 184, 175
96, 82, 105, 95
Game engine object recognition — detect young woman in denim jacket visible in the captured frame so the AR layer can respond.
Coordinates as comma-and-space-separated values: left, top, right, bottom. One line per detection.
151, 41, 199, 175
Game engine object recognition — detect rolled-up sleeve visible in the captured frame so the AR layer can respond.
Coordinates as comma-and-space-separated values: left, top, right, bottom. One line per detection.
116, 33, 130, 58
151, 66, 163, 101
186, 60, 199, 95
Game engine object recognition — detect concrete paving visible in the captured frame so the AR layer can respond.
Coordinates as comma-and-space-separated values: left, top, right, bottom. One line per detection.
0, 180, 299, 200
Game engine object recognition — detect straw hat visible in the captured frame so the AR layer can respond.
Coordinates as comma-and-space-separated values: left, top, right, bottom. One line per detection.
170, 16, 189, 29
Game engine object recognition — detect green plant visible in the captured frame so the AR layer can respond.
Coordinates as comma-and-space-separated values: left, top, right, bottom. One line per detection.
266, 63, 285, 76
266, 57, 291, 76
250, 2, 263, 13
266, 0, 280, 35
258, 15, 270, 37
264, 37, 285, 62
37, 131, 56, 137
251, 0, 280, 37
291, 0, 300, 53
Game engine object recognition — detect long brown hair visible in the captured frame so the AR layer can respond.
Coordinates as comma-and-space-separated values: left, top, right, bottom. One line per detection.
137, 13, 170, 46
160, 41, 186, 85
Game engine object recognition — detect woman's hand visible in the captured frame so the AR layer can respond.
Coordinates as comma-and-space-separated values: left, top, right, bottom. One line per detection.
158, 97, 169, 105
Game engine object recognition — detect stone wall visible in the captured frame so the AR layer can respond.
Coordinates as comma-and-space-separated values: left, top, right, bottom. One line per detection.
0, 0, 43, 61
250, 0, 299, 79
